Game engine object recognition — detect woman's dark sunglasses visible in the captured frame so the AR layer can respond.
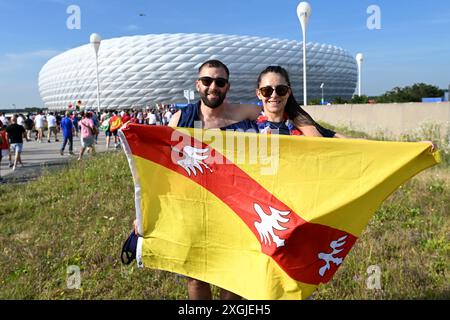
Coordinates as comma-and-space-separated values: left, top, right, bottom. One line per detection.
259, 85, 290, 98
198, 76, 229, 88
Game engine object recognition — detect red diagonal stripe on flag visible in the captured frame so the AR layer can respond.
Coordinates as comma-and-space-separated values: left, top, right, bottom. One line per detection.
121, 124, 357, 284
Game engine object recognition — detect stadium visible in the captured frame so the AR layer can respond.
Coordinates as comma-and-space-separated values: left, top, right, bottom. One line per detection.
38, 33, 358, 110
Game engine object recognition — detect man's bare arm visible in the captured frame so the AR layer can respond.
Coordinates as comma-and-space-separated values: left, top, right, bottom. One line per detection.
237, 104, 262, 120
237, 104, 324, 137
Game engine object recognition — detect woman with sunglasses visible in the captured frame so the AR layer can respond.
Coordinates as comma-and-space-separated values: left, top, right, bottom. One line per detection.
255, 65, 338, 137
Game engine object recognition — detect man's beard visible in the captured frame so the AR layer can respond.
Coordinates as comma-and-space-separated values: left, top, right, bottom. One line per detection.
199, 89, 226, 109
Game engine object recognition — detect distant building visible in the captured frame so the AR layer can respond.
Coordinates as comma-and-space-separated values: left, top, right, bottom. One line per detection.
39, 33, 358, 110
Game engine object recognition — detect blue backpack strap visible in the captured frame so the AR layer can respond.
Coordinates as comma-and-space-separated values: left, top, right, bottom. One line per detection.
121, 230, 139, 265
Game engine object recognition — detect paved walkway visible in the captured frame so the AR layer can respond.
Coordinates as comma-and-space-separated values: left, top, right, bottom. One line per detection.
0, 133, 118, 183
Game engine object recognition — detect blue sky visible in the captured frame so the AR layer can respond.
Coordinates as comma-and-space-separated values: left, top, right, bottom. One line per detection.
0, 0, 449, 108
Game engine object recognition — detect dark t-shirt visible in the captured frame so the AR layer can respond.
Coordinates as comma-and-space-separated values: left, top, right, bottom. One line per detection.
6, 123, 25, 144
178, 102, 258, 131
24, 118, 34, 130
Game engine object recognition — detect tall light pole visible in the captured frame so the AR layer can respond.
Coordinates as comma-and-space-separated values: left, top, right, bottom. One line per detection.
90, 33, 102, 113
320, 83, 324, 105
356, 53, 364, 96
297, 2, 312, 107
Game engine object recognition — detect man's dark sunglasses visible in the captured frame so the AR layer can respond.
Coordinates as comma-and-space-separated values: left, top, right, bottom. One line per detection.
259, 85, 290, 98
198, 76, 229, 88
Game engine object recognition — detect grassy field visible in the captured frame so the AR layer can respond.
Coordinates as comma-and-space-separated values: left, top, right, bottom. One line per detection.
0, 129, 448, 300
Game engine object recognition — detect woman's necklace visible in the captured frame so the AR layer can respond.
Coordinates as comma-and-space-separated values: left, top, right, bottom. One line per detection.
267, 120, 284, 129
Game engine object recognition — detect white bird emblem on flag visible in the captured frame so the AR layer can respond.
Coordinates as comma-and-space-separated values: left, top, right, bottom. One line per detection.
253, 203, 290, 248
318, 235, 348, 276
174, 145, 212, 176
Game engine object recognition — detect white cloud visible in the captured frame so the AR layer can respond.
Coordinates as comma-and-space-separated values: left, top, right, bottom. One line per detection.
0, 49, 61, 91
4, 49, 61, 61
0, 83, 43, 108
0, 49, 60, 74
428, 17, 450, 25
417, 13, 450, 26
124, 24, 140, 31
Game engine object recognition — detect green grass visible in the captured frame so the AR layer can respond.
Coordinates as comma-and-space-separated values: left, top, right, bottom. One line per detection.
0, 137, 448, 299
0, 153, 185, 299
313, 168, 449, 299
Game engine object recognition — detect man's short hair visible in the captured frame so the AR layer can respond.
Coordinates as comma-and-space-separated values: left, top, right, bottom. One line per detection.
198, 59, 229, 78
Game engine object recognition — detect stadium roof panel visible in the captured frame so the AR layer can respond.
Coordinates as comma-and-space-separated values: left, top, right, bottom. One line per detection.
39, 33, 357, 110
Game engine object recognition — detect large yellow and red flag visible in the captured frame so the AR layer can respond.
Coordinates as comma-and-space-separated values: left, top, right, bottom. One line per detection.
119, 123, 439, 299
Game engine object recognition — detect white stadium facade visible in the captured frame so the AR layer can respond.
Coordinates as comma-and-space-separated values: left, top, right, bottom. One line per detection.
38, 33, 358, 110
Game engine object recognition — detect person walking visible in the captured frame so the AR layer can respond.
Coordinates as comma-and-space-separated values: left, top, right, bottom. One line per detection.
24, 114, 34, 141
47, 112, 59, 142
5, 115, 26, 171
60, 111, 75, 156
34, 111, 45, 143
109, 111, 122, 148
77, 111, 96, 160
0, 120, 11, 183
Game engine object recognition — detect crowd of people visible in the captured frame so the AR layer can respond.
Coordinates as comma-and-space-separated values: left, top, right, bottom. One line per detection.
0, 105, 177, 183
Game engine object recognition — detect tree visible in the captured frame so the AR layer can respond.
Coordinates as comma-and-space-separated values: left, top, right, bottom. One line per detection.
308, 98, 322, 105
378, 83, 444, 103
332, 97, 347, 104
350, 95, 369, 104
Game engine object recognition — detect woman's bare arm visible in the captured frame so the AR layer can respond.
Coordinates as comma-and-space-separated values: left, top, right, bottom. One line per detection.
168, 110, 181, 127
299, 125, 323, 137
